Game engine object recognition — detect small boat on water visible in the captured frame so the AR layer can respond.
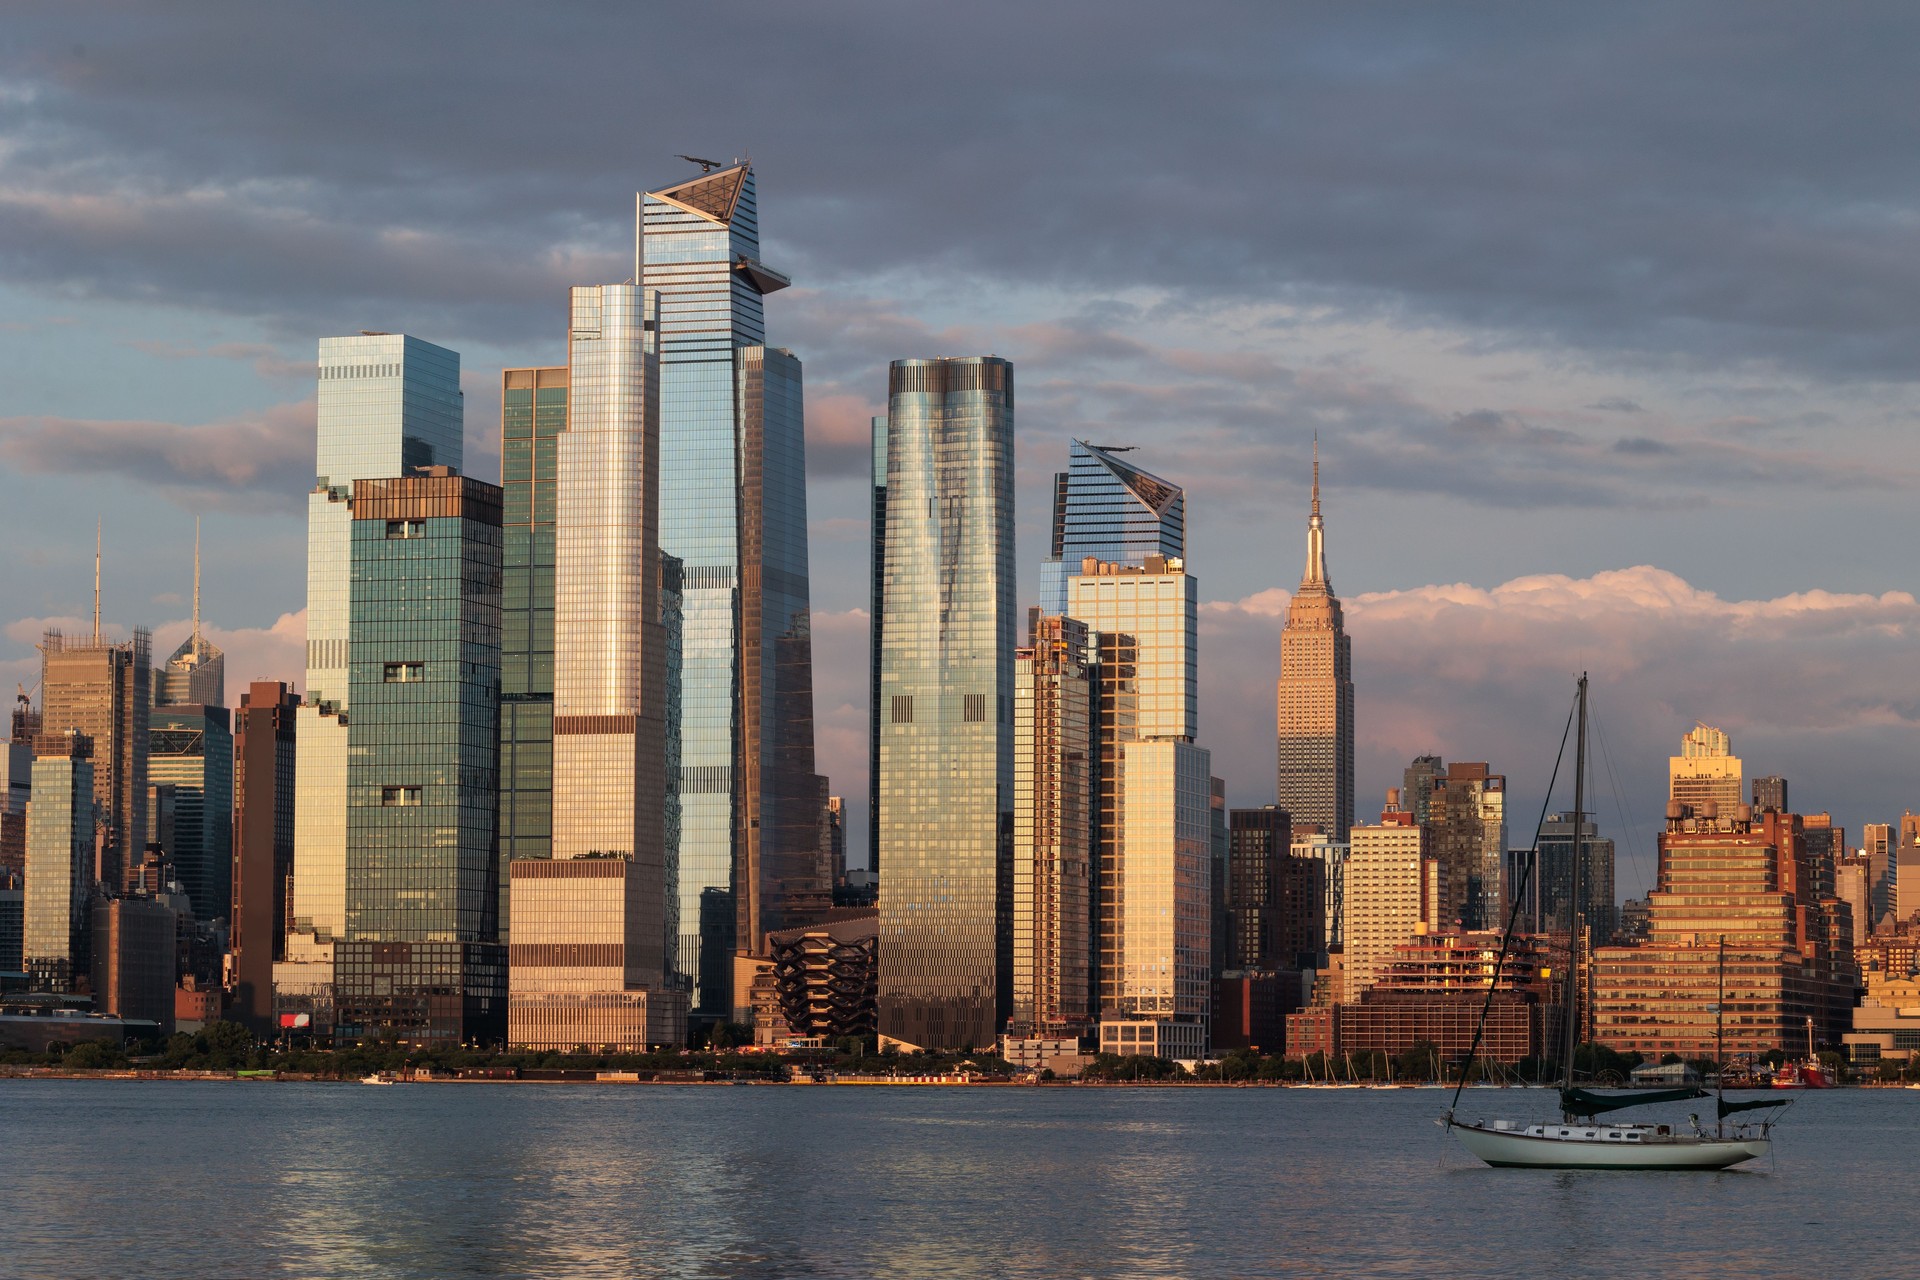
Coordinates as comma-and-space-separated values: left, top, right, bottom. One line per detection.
360, 1073, 397, 1086
1441, 675, 1785, 1171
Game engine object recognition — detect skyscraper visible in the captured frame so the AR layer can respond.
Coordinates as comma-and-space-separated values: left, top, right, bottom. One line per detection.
1862, 821, 1894, 933
23, 732, 93, 993
1593, 808, 1853, 1055
1276, 444, 1354, 841
304, 334, 463, 704
868, 414, 888, 880
1011, 614, 1093, 1035
498, 365, 569, 911
333, 471, 505, 1045
1291, 824, 1348, 953
1668, 722, 1742, 819
1037, 440, 1184, 615
1427, 761, 1508, 929
147, 703, 232, 925
283, 334, 463, 1026
1227, 807, 1324, 972
230, 680, 298, 1036
1068, 554, 1204, 1051
159, 522, 225, 708
505, 284, 689, 1050
1402, 756, 1444, 827
0, 733, 29, 881
640, 162, 818, 1020
1751, 775, 1788, 815
1535, 811, 1616, 943
1344, 792, 1442, 1003
1110, 737, 1214, 1060
875, 356, 1015, 1050
40, 616, 149, 892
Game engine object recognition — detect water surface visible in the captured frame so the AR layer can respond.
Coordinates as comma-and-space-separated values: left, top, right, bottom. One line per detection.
0, 1081, 1904, 1278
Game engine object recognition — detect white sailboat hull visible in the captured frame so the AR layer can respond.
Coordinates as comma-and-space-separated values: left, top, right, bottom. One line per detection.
1448, 1119, 1768, 1170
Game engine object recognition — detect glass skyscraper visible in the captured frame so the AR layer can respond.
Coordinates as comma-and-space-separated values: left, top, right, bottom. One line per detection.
868, 414, 888, 878
147, 704, 233, 925
1039, 440, 1184, 615
642, 163, 819, 1019
283, 334, 464, 1031
1068, 556, 1200, 1025
498, 365, 568, 940
874, 356, 1016, 1050
549, 283, 670, 992
305, 335, 463, 704
334, 471, 505, 1045
23, 733, 93, 992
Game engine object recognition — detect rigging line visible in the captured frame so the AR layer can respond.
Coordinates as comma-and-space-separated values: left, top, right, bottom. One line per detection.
1587, 697, 1649, 902
1447, 687, 1577, 1119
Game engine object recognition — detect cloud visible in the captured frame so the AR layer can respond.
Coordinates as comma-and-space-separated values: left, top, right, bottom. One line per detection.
1198, 566, 1920, 894
6, 6, 1920, 380
128, 338, 311, 380
804, 390, 880, 478
0, 399, 314, 511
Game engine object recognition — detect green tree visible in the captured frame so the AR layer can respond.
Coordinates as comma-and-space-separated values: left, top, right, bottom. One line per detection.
63, 1039, 123, 1070
1396, 1041, 1442, 1082
198, 1020, 256, 1069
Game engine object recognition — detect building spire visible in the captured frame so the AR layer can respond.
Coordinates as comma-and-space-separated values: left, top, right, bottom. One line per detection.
93, 520, 102, 645
192, 517, 202, 648
1305, 435, 1320, 521
1302, 437, 1329, 589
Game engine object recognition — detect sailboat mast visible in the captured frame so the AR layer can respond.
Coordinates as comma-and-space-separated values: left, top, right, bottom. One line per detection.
1717, 935, 1727, 1138
1562, 674, 1587, 1100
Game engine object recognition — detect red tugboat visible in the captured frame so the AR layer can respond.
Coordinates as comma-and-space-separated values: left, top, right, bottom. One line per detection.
1772, 1017, 1835, 1089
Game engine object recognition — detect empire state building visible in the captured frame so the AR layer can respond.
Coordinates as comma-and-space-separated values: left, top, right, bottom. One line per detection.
1276, 443, 1355, 840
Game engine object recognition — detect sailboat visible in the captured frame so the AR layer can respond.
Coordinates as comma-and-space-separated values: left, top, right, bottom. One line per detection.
1442, 675, 1782, 1170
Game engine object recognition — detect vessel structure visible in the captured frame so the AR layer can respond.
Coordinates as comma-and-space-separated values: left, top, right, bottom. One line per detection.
1441, 675, 1784, 1170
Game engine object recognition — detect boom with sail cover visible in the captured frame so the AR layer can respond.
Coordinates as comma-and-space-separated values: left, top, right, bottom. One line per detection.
1561, 1086, 1707, 1118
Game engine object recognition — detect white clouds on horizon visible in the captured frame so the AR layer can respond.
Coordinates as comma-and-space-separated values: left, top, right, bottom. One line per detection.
1198, 565, 1920, 886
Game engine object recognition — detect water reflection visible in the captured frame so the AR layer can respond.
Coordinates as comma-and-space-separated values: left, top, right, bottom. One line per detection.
0, 1083, 1905, 1278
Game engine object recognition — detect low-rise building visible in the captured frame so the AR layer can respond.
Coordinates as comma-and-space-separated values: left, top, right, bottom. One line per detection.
1097, 1015, 1204, 1061
507, 858, 687, 1051
1842, 972, 1920, 1068
1001, 1034, 1093, 1077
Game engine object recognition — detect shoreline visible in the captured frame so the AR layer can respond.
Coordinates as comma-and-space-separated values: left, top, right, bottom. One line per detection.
0, 1068, 1887, 1090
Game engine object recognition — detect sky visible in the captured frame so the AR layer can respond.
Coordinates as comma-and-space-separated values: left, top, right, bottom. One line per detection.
3, 3, 1918, 891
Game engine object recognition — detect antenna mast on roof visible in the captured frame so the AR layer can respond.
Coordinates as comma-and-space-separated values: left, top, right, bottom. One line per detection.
93, 520, 101, 645
192, 517, 202, 648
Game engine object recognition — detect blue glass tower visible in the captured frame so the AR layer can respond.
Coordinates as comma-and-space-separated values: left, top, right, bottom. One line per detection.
1038, 440, 1184, 615
642, 163, 819, 1020
334, 471, 505, 1045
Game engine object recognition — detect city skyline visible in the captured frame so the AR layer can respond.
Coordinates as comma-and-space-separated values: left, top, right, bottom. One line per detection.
5, 9, 1920, 893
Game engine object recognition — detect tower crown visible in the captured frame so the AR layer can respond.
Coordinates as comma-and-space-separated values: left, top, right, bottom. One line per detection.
1302, 436, 1330, 590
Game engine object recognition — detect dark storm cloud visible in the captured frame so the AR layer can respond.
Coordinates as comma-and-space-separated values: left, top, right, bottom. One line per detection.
5, 2, 1920, 378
